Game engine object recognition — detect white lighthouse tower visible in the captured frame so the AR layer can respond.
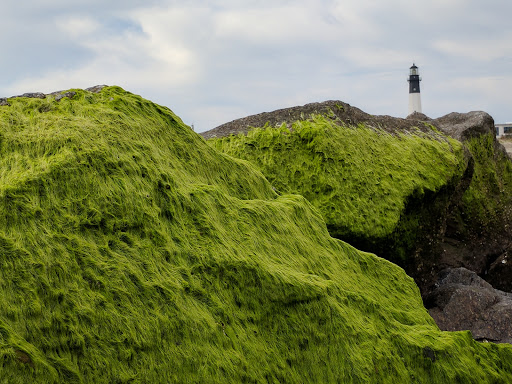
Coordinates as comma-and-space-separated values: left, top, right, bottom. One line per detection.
408, 63, 422, 115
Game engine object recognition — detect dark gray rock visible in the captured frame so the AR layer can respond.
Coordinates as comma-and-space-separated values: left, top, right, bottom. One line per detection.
86, 85, 108, 93
202, 103, 498, 144
53, 92, 76, 102
427, 268, 512, 343
432, 111, 496, 142
16, 92, 46, 99
1, 86, 106, 106
406, 111, 431, 121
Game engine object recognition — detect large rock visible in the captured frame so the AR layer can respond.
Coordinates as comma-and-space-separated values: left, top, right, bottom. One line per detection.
433, 111, 496, 141
6, 86, 512, 382
427, 268, 512, 343
201, 100, 435, 139
204, 102, 512, 344
432, 111, 512, 293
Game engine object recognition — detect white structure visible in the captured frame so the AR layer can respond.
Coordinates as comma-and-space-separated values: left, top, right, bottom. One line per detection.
496, 123, 512, 138
408, 63, 422, 115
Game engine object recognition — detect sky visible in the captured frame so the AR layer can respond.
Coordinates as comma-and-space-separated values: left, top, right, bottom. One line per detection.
1, 0, 511, 132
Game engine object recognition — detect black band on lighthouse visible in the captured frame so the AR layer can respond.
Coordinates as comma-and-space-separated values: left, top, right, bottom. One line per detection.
409, 75, 420, 93
408, 64, 421, 94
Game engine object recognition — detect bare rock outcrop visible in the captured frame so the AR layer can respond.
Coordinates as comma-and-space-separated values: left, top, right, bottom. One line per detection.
433, 111, 496, 141
16, 92, 46, 99
85, 85, 108, 93
427, 267, 512, 343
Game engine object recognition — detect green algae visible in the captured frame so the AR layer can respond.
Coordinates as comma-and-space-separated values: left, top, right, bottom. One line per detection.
0, 87, 511, 383
209, 117, 466, 261
458, 133, 512, 234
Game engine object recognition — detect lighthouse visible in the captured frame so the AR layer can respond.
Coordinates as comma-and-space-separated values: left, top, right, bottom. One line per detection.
408, 63, 422, 115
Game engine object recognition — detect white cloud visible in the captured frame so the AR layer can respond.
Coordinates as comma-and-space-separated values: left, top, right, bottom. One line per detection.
4, 6, 200, 95
214, 6, 329, 43
2, 1, 512, 130
432, 37, 512, 62
56, 17, 101, 38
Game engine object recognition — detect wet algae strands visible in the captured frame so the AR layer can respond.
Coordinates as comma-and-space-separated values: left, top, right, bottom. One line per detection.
210, 118, 466, 241
0, 87, 511, 383
209, 118, 467, 261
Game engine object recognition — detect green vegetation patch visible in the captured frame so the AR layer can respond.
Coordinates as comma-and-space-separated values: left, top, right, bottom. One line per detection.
0, 88, 510, 383
209, 116, 465, 242
458, 133, 512, 234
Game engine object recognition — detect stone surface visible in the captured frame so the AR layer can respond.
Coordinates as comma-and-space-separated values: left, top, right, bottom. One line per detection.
86, 85, 108, 93
427, 268, 512, 343
16, 92, 46, 99
52, 91, 77, 101
406, 111, 431, 121
433, 111, 496, 142
0, 98, 9, 106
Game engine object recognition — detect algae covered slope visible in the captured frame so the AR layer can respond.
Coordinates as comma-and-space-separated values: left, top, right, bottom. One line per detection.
0, 87, 511, 383
431, 113, 512, 291
462, 133, 512, 232
209, 116, 466, 262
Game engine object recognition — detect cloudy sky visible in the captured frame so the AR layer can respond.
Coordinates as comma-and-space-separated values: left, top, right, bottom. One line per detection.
1, 0, 511, 132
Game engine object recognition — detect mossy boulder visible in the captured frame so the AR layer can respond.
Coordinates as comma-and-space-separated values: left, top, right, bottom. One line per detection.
206, 109, 464, 290
205, 103, 512, 296
436, 113, 512, 291
1, 88, 512, 382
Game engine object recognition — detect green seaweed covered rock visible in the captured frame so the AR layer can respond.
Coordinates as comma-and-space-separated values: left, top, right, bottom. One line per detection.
0, 88, 511, 383
212, 116, 466, 239
435, 113, 512, 290
208, 113, 467, 276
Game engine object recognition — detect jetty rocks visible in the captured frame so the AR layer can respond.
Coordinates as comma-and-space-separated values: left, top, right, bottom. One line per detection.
2, 86, 512, 382
203, 100, 512, 344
